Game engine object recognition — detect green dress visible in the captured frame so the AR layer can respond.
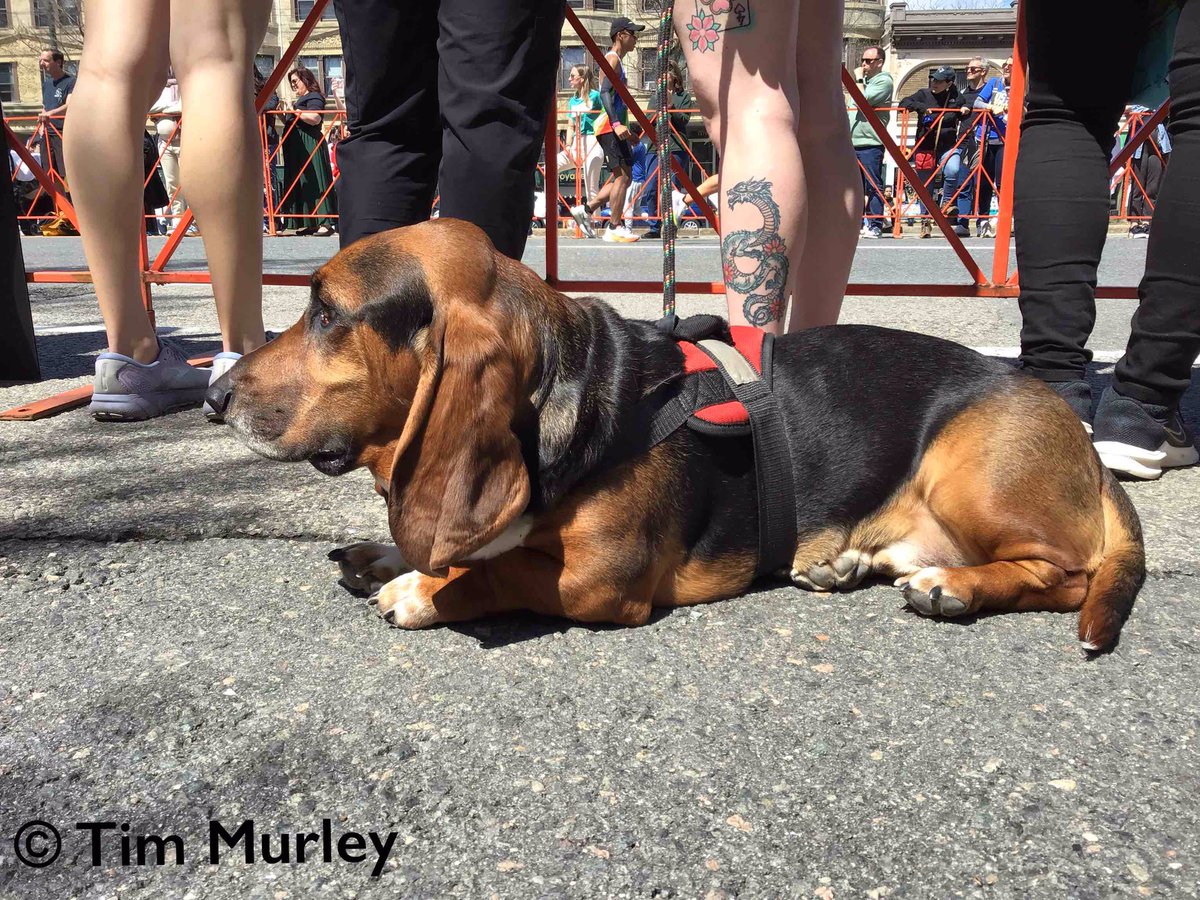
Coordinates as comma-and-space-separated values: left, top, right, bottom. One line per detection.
281, 92, 335, 230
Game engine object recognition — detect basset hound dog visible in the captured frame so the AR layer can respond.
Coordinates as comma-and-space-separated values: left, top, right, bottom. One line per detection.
208, 219, 1145, 653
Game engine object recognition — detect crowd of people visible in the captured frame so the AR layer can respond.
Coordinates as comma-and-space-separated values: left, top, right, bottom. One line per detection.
12, 41, 1166, 246
6, 0, 1198, 480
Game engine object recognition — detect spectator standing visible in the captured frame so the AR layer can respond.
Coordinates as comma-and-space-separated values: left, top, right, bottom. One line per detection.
558, 65, 604, 220
281, 67, 335, 237
63, 0, 272, 421
625, 120, 651, 231
141, 130, 169, 235
640, 60, 693, 240
1014, 0, 1198, 479
852, 46, 894, 239
570, 17, 644, 244
149, 75, 190, 235
1127, 103, 1171, 237
953, 57, 989, 237
899, 66, 965, 238
9, 144, 48, 235
254, 66, 284, 234
38, 50, 76, 185
330, 0, 563, 258
972, 56, 1012, 239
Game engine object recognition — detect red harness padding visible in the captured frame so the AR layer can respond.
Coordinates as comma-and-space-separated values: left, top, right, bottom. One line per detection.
676, 326, 765, 427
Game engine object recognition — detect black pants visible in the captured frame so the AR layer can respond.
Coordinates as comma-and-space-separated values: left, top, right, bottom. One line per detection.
973, 141, 1003, 228
332, 0, 564, 259
1130, 147, 1169, 220
1017, 0, 1200, 408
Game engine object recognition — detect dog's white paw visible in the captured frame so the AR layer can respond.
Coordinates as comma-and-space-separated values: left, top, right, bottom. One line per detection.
373, 571, 440, 629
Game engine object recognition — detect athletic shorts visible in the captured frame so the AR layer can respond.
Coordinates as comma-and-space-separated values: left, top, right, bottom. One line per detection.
596, 131, 633, 171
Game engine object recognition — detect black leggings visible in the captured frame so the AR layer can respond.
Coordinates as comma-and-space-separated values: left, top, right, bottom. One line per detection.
1017, 0, 1200, 408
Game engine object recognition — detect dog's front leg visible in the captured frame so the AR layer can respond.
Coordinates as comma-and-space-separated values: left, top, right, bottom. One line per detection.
373, 547, 654, 629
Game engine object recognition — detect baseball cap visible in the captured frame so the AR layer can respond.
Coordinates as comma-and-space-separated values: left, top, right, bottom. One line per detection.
930, 66, 957, 83
610, 16, 646, 39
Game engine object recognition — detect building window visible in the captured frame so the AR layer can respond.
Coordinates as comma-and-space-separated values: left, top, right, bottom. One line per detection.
0, 63, 14, 103
0, 0, 9, 28
567, 0, 584, 7
297, 55, 344, 97
593, 0, 616, 10
560, 46, 588, 90
33, 0, 82, 27
254, 54, 276, 82
638, 47, 660, 90
294, 0, 337, 21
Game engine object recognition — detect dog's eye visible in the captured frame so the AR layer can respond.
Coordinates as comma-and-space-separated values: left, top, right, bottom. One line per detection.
312, 301, 338, 333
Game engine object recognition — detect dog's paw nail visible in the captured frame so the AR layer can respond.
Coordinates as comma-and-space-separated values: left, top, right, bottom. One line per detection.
327, 547, 346, 562
367, 591, 380, 606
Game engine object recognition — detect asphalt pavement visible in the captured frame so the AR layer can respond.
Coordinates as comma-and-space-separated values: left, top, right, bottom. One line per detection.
1, 233, 1197, 899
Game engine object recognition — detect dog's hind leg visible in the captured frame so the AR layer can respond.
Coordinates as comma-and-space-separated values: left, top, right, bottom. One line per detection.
895, 559, 1088, 618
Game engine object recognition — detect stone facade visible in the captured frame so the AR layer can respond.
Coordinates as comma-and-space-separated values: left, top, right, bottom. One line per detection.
844, 0, 887, 69
884, 0, 1017, 98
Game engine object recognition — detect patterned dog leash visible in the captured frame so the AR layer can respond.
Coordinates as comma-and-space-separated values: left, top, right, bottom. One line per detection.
656, 0, 677, 319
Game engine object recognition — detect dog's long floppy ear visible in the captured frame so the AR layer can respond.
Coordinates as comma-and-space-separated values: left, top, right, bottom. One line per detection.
386, 300, 530, 576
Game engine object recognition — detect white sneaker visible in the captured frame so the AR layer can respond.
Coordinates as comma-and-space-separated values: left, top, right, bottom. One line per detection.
569, 204, 596, 238
602, 225, 639, 243
203, 351, 242, 422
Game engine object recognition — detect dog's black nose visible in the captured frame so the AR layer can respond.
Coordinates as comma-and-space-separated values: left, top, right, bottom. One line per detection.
204, 375, 233, 418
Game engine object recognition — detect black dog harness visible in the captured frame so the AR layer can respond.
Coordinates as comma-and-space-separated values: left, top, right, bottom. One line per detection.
618, 315, 798, 578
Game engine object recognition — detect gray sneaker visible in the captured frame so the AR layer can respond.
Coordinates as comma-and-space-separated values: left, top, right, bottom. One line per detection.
90, 338, 210, 421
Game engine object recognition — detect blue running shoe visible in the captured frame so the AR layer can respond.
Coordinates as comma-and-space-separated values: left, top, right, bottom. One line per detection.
89, 338, 210, 421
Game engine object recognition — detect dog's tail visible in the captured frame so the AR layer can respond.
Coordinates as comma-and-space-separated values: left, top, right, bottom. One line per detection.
1079, 465, 1145, 654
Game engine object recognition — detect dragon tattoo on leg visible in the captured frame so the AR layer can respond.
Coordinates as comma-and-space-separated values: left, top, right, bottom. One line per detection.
721, 178, 790, 327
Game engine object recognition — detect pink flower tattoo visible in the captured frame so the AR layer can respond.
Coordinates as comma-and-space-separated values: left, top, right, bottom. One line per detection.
687, 12, 722, 53
709, 0, 731, 12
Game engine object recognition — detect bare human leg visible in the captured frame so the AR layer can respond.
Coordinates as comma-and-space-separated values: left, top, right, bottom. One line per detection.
64, 0, 170, 363
676, 0, 802, 335
788, 0, 860, 330
169, 0, 271, 355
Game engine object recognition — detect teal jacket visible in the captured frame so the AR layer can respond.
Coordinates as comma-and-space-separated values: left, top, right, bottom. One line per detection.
850, 72, 894, 148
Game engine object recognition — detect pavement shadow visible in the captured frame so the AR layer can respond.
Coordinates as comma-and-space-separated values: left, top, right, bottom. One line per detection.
29, 330, 226, 381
